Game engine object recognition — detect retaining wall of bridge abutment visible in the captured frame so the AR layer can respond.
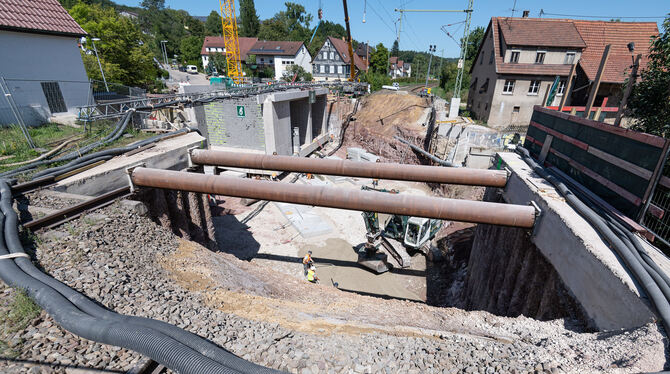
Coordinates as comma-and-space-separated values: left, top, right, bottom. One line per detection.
464, 151, 667, 331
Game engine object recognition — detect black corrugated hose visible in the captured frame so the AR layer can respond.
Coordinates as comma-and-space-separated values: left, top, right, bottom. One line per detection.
516, 147, 670, 370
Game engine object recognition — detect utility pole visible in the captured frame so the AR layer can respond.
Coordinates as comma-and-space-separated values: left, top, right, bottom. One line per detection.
394, 7, 469, 53
437, 48, 444, 80
425, 45, 436, 87
450, 0, 474, 118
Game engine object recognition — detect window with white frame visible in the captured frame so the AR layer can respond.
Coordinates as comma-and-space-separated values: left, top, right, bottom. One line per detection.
528, 80, 541, 95
564, 52, 576, 64
503, 79, 515, 94
320, 65, 325, 73
323, 52, 327, 59
337, 65, 343, 74
329, 65, 334, 74
556, 80, 566, 96
330, 52, 334, 60
535, 51, 546, 64
510, 51, 520, 63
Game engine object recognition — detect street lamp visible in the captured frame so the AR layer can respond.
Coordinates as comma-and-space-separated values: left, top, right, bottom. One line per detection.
425, 44, 436, 88
91, 37, 109, 92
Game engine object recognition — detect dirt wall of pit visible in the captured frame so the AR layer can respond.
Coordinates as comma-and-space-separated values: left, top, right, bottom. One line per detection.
462, 188, 589, 327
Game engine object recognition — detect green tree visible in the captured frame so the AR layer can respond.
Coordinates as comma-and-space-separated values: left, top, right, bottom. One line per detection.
463, 26, 485, 63
180, 35, 204, 67
628, 15, 670, 136
239, 0, 260, 37
205, 10, 223, 36
207, 53, 227, 75
257, 2, 312, 41
69, 3, 159, 88
369, 43, 389, 75
281, 65, 312, 82
140, 0, 164, 10
360, 71, 391, 92
391, 40, 399, 57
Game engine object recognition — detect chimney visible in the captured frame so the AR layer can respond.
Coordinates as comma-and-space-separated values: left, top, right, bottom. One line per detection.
522, 10, 530, 18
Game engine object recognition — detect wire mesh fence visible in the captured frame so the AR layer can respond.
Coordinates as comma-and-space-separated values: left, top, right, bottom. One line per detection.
0, 77, 146, 128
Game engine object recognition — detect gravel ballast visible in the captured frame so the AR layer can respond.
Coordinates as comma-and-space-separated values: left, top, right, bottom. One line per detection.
0, 191, 666, 373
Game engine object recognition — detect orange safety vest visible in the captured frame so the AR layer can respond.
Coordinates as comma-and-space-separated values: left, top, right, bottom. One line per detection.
302, 254, 312, 265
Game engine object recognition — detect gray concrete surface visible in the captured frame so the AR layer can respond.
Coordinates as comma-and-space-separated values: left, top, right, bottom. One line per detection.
498, 152, 659, 331
54, 132, 206, 196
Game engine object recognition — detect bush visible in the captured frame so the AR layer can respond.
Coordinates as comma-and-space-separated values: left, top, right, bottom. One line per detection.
360, 72, 391, 92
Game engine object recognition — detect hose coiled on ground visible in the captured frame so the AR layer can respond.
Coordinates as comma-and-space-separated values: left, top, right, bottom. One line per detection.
0, 179, 280, 373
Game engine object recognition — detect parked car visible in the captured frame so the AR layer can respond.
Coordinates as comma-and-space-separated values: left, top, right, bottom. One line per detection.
186, 65, 198, 74
178, 66, 186, 72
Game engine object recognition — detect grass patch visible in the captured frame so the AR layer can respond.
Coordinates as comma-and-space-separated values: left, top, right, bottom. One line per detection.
0, 120, 154, 177
4, 290, 40, 333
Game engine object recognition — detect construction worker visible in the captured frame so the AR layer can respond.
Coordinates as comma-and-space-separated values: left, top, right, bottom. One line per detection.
302, 250, 313, 276
307, 265, 319, 283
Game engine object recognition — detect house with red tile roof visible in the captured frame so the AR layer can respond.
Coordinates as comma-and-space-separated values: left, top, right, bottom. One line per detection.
312, 36, 367, 81
467, 16, 658, 128
201, 37, 312, 80
389, 56, 411, 79
247, 40, 312, 80
0, 0, 90, 125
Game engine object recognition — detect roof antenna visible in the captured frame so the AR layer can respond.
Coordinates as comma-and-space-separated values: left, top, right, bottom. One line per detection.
362, 0, 367, 23
539, 9, 544, 18
511, 0, 517, 17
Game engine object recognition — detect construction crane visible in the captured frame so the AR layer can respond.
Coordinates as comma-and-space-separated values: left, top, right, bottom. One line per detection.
342, 0, 355, 81
219, 0, 242, 84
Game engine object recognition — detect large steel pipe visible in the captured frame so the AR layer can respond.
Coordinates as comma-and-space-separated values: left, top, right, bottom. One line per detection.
190, 150, 508, 187
130, 168, 535, 228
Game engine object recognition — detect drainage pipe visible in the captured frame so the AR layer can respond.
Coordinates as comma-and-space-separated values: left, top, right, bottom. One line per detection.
190, 150, 507, 187
393, 136, 457, 167
130, 167, 536, 228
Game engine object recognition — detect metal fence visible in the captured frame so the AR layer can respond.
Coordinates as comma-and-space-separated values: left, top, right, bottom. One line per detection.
0, 77, 146, 128
641, 162, 670, 249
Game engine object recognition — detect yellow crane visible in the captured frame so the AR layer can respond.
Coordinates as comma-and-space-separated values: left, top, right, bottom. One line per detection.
219, 0, 242, 83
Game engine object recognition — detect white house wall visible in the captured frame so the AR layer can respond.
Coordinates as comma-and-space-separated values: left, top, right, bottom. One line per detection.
0, 30, 90, 126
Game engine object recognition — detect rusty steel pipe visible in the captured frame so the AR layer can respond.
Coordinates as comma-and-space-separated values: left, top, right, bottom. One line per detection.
189, 150, 508, 187
130, 168, 535, 228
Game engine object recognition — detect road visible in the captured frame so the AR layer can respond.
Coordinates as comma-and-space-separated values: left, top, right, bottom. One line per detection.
165, 67, 210, 86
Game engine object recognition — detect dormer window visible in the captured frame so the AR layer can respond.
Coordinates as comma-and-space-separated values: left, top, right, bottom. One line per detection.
535, 51, 546, 64
564, 52, 576, 64
510, 51, 520, 63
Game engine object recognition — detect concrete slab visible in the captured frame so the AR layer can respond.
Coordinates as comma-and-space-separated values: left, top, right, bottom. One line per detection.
274, 201, 333, 238
498, 152, 657, 330
55, 132, 206, 196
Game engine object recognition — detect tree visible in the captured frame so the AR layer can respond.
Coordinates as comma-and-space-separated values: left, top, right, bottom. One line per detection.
239, 0, 260, 37
281, 65, 312, 82
205, 11, 223, 36
257, 2, 312, 41
391, 40, 399, 57
140, 0, 164, 10
69, 3, 160, 88
369, 43, 389, 75
207, 53, 227, 75
462, 26, 485, 63
628, 15, 670, 137
180, 35, 204, 67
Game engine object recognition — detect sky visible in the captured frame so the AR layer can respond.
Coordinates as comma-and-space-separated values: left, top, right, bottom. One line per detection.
114, 0, 668, 58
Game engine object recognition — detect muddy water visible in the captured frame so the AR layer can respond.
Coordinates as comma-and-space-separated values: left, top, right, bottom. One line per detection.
299, 238, 425, 302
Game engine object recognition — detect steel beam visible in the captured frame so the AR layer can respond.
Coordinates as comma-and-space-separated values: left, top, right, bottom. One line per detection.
130, 168, 535, 228
190, 150, 508, 187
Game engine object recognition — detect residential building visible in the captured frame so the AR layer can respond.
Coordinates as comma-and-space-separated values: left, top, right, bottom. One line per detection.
200, 36, 258, 70
312, 36, 366, 81
389, 57, 411, 78
467, 16, 658, 128
119, 10, 138, 19
354, 42, 374, 69
0, 0, 89, 126
247, 40, 312, 80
